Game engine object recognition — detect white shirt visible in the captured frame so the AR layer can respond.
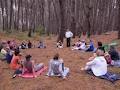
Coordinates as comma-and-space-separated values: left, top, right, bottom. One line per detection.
65, 31, 73, 38
1, 49, 7, 55
85, 56, 107, 76
80, 42, 86, 50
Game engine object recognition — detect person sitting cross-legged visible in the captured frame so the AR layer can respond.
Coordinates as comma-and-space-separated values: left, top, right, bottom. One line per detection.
78, 40, 86, 50
19, 41, 28, 49
27, 40, 32, 48
81, 49, 107, 77
12, 55, 44, 78
57, 41, 63, 49
71, 40, 81, 50
10, 49, 22, 70
81, 49, 120, 83
37, 41, 46, 48
5, 46, 14, 64
47, 53, 69, 79
85, 40, 95, 52
108, 46, 120, 67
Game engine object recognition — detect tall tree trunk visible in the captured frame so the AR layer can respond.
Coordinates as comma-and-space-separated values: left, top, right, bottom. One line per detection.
118, 0, 120, 39
58, 0, 65, 42
9, 0, 13, 30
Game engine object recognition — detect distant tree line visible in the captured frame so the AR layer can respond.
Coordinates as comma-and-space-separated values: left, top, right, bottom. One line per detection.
0, 0, 120, 39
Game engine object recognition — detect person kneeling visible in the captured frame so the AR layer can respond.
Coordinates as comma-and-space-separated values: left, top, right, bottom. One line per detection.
47, 53, 69, 79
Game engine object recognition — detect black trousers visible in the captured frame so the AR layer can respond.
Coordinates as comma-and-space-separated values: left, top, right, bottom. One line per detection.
66, 38, 71, 47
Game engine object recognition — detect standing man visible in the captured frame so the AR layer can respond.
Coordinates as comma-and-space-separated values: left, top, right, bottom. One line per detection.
65, 29, 73, 47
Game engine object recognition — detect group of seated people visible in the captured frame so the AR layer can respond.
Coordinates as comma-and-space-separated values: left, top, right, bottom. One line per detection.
0, 40, 19, 64
0, 39, 47, 64
10, 45, 120, 80
81, 43, 120, 78
11, 52, 69, 79
0, 42, 69, 79
71, 39, 94, 51
19, 40, 46, 49
0, 38, 120, 82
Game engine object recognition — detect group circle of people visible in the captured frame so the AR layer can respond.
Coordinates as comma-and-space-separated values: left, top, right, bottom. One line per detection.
0, 29, 120, 82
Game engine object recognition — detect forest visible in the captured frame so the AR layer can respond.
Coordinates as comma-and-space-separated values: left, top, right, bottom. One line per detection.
0, 1, 120, 90
0, 0, 120, 40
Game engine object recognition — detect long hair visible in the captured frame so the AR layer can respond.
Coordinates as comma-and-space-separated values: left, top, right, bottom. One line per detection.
14, 49, 20, 56
25, 55, 32, 62
98, 42, 103, 47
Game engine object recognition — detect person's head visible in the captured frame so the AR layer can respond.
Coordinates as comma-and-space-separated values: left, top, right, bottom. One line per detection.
5, 47, 10, 52
28, 40, 30, 42
25, 55, 32, 62
105, 52, 110, 57
110, 46, 115, 51
10, 46, 13, 50
39, 41, 42, 43
22, 41, 25, 44
14, 49, 20, 56
81, 40, 85, 43
90, 40, 92, 42
98, 42, 103, 47
7, 41, 11, 44
53, 53, 59, 60
96, 49, 104, 56
67, 29, 70, 32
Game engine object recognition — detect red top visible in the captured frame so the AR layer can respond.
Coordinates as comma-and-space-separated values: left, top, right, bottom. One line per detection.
10, 55, 21, 70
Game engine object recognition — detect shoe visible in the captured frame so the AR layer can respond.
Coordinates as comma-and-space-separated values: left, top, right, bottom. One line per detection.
12, 74, 16, 79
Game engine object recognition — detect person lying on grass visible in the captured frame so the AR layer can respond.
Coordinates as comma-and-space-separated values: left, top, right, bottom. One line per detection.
47, 53, 69, 79
81, 49, 107, 77
12, 54, 44, 78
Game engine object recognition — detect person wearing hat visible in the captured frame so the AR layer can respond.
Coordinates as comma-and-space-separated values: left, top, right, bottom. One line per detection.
65, 29, 73, 47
